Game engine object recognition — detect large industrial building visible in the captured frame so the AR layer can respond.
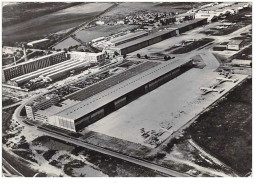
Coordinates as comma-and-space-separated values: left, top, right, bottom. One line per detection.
108, 18, 207, 55
30, 58, 193, 131
110, 29, 177, 55
109, 31, 149, 46
9, 59, 90, 86
2, 51, 67, 82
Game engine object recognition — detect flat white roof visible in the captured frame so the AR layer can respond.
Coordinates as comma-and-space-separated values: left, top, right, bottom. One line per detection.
56, 58, 191, 120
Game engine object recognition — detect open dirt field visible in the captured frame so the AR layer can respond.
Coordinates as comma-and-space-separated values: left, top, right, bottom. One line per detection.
2, 2, 113, 44
102, 2, 205, 19
75, 25, 138, 43
53, 37, 80, 50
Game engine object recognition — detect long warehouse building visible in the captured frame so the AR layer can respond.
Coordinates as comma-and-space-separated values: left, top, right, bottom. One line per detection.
109, 31, 149, 46
44, 58, 193, 131
110, 18, 208, 55
2, 51, 67, 82
9, 59, 90, 86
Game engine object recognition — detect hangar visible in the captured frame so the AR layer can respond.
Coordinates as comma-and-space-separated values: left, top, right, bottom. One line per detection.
110, 18, 208, 55
46, 58, 193, 131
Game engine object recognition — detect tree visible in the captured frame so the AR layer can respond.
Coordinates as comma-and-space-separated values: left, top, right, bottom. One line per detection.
137, 53, 141, 58
164, 56, 168, 61
114, 51, 119, 56
144, 55, 149, 59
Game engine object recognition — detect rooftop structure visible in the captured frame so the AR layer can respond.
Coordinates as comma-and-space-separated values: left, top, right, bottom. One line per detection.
66, 61, 160, 101
34, 99, 80, 122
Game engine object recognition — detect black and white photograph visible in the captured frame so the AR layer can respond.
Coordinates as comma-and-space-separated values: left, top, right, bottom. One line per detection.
1, 0, 252, 186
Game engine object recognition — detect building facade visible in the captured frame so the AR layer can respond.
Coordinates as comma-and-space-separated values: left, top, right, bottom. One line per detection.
25, 94, 60, 121
2, 51, 66, 82
67, 51, 106, 63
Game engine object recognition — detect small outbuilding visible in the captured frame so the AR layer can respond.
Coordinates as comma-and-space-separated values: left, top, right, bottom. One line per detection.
227, 40, 244, 51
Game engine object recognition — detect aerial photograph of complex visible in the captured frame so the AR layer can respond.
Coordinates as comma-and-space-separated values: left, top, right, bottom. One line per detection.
1, 1, 252, 177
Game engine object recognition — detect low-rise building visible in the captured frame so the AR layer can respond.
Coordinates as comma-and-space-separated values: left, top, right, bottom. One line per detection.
33, 99, 79, 124
227, 40, 244, 51
67, 51, 106, 63
25, 94, 60, 120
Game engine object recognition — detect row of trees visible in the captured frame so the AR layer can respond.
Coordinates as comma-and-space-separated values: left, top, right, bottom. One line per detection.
137, 53, 174, 61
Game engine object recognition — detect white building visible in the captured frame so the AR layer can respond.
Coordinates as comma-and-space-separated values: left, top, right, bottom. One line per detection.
68, 51, 106, 63
96, 20, 105, 25
227, 40, 244, 51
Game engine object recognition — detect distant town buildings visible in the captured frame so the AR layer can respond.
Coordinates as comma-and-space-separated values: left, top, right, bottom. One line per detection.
195, 2, 251, 22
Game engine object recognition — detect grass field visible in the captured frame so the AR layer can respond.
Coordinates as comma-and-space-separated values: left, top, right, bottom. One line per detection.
102, 2, 206, 19
230, 45, 252, 61
185, 78, 252, 176
75, 25, 138, 43
2, 2, 114, 45
2, 2, 82, 27
53, 37, 80, 50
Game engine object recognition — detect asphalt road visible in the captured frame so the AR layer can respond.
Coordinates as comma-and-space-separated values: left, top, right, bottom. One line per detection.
38, 125, 190, 177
